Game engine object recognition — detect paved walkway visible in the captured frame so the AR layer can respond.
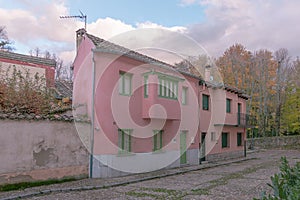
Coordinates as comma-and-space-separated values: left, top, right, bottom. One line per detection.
1, 149, 299, 200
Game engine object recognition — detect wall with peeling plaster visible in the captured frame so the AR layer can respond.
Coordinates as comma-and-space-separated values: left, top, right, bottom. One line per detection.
0, 120, 89, 184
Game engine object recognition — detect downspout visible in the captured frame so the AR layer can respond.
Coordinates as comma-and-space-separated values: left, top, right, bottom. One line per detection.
89, 49, 96, 178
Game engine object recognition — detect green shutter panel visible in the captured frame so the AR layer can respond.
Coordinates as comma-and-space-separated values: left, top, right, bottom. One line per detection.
222, 133, 227, 148
121, 131, 125, 150
160, 131, 163, 149
128, 134, 131, 152
237, 133, 242, 146
153, 133, 157, 151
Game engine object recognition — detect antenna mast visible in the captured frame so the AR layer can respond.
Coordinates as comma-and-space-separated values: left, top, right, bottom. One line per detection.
60, 10, 87, 30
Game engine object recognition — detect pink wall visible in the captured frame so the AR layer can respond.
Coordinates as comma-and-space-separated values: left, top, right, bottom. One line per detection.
92, 54, 200, 154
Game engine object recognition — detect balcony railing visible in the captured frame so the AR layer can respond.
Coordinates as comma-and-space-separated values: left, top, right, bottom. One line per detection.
237, 113, 257, 127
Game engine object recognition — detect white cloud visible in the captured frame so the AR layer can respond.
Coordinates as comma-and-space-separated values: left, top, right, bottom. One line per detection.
186, 0, 300, 58
87, 17, 135, 40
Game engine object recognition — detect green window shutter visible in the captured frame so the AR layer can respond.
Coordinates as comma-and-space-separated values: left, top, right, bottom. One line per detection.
237, 133, 242, 146
157, 77, 178, 100
182, 87, 187, 105
144, 76, 148, 98
121, 130, 125, 150
159, 131, 163, 149
153, 133, 157, 151
119, 72, 132, 96
222, 132, 228, 148
203, 94, 209, 110
226, 98, 231, 113
128, 133, 132, 152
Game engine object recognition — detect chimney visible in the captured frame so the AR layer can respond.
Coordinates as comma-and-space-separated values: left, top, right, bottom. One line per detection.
205, 65, 212, 82
76, 29, 86, 51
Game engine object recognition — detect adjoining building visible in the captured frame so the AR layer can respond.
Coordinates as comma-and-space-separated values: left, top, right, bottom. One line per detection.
0, 50, 56, 87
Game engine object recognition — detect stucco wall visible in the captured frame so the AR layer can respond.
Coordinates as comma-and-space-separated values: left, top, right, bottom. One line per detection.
0, 120, 89, 184
247, 135, 300, 149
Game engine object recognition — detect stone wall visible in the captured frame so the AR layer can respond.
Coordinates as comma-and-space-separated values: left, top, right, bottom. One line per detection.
206, 150, 245, 162
0, 119, 89, 184
247, 135, 300, 149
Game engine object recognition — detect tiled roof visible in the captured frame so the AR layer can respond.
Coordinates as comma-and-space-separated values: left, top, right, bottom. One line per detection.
54, 80, 73, 99
79, 29, 248, 99
85, 30, 185, 73
0, 50, 56, 67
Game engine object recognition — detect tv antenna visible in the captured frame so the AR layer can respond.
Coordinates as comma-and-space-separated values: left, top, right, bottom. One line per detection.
60, 10, 87, 30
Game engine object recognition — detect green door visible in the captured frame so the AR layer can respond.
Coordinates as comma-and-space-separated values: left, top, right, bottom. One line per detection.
180, 131, 187, 164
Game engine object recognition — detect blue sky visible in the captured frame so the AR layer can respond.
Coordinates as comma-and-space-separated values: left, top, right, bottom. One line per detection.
0, 0, 299, 63
67, 0, 206, 26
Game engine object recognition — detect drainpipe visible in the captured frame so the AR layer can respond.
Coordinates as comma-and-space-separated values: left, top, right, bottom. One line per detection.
89, 50, 96, 178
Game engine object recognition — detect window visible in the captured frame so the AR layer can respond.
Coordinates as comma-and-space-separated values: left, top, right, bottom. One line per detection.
222, 132, 229, 148
118, 129, 132, 153
119, 72, 132, 96
226, 98, 231, 113
153, 130, 163, 151
237, 132, 242, 146
158, 77, 178, 99
211, 132, 216, 141
182, 87, 188, 105
202, 94, 209, 110
144, 75, 148, 98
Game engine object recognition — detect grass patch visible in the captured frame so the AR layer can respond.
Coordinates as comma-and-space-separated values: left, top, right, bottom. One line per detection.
0, 178, 78, 192
141, 187, 177, 194
191, 188, 210, 195
126, 190, 159, 198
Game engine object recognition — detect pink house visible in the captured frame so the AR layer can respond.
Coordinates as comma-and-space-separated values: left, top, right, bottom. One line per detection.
73, 29, 250, 178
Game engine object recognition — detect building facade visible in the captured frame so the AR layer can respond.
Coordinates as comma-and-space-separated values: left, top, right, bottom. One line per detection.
73, 29, 249, 178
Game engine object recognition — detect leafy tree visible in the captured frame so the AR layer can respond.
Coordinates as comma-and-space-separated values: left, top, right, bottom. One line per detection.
282, 58, 300, 135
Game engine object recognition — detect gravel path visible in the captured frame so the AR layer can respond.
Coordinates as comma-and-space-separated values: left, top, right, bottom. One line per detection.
1, 149, 299, 200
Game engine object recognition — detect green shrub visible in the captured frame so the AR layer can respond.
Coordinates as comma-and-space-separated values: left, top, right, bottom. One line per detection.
254, 157, 300, 200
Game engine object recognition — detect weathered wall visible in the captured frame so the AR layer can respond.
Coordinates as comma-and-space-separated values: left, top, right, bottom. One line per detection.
0, 119, 89, 184
247, 135, 300, 149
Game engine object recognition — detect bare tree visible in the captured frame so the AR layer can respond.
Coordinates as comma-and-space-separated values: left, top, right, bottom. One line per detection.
274, 48, 290, 135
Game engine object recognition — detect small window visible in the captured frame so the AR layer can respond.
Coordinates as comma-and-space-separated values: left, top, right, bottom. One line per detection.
237, 132, 242, 146
144, 75, 148, 98
153, 130, 163, 151
119, 72, 132, 96
182, 87, 188, 105
202, 94, 209, 110
226, 98, 231, 113
222, 132, 229, 148
118, 129, 132, 153
211, 132, 216, 141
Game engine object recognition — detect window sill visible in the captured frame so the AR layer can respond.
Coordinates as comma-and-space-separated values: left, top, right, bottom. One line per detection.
158, 95, 178, 100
